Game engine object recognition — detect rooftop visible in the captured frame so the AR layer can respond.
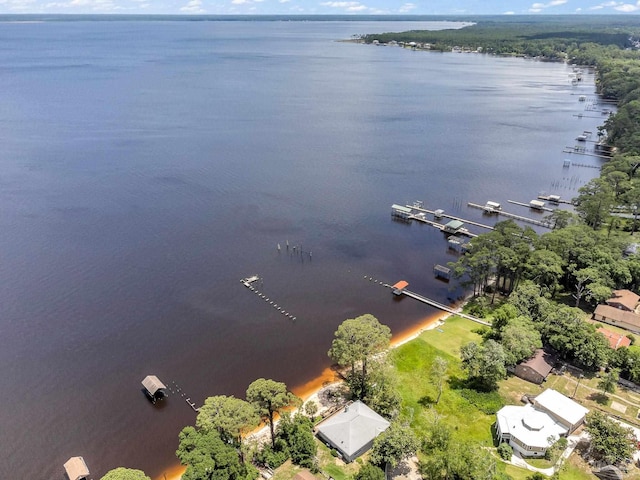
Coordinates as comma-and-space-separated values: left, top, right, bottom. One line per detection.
497, 404, 567, 449
316, 401, 390, 460
606, 289, 640, 311
142, 375, 166, 396
533, 389, 588, 427
597, 327, 632, 349
595, 304, 640, 329
63, 456, 89, 480
518, 348, 554, 378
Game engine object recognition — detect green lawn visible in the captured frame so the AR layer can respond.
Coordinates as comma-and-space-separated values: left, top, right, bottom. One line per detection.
276, 314, 626, 480
391, 319, 496, 444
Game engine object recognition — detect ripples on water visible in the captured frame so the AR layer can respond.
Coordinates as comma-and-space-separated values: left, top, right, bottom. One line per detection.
0, 19, 607, 478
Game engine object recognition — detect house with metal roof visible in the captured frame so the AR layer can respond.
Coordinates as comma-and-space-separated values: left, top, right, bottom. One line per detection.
532, 389, 588, 434
496, 389, 588, 457
63, 456, 89, 480
315, 401, 390, 463
496, 404, 567, 457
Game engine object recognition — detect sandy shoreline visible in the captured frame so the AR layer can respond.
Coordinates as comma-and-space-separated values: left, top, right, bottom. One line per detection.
154, 308, 453, 480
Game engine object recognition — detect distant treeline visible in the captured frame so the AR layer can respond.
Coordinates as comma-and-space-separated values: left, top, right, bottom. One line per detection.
363, 17, 639, 61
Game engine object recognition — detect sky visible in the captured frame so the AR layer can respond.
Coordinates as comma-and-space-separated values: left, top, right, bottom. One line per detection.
1, 0, 640, 16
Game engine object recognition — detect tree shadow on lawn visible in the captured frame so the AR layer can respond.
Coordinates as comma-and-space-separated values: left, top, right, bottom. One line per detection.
588, 392, 610, 405
418, 395, 435, 407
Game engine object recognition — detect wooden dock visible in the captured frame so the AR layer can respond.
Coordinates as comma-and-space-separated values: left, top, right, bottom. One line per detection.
467, 202, 552, 228
401, 289, 490, 326
408, 214, 478, 238
405, 204, 494, 231
364, 275, 489, 326
507, 199, 555, 213
562, 148, 611, 160
538, 195, 573, 205
241, 275, 298, 321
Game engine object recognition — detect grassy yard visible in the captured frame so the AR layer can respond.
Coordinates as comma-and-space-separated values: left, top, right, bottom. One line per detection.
391, 316, 496, 445
275, 314, 640, 479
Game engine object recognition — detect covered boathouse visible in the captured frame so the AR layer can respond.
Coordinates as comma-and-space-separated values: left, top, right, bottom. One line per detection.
142, 375, 167, 402
391, 204, 412, 220
392, 280, 408, 296
64, 456, 89, 480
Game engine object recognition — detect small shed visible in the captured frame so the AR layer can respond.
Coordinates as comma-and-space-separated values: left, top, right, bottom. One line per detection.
142, 375, 167, 401
64, 456, 89, 480
392, 280, 408, 296
433, 208, 445, 218
391, 204, 412, 219
514, 349, 555, 385
529, 200, 545, 210
443, 220, 463, 234
447, 236, 467, 253
433, 264, 451, 281
548, 194, 561, 203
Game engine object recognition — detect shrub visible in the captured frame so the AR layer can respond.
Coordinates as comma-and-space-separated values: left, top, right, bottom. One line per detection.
497, 442, 513, 460
254, 444, 289, 469
354, 463, 385, 480
459, 388, 505, 414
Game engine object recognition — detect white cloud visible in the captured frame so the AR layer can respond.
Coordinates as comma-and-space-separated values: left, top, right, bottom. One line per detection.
180, 0, 204, 12
321, 1, 359, 6
615, 3, 640, 11
44, 0, 122, 10
588, 0, 631, 9
503, 10, 515, 14
398, 2, 416, 12
528, 0, 567, 12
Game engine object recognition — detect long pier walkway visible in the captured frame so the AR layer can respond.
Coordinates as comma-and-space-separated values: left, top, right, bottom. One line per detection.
364, 276, 490, 327
467, 202, 552, 229
507, 199, 554, 213
402, 289, 490, 326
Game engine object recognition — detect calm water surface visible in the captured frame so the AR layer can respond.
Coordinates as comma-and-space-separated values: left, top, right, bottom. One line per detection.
0, 19, 606, 479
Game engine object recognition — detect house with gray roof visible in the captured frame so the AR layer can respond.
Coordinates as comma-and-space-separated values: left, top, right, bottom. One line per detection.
315, 401, 390, 463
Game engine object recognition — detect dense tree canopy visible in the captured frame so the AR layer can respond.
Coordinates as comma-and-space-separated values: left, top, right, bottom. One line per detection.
176, 426, 257, 480
196, 395, 259, 446
460, 340, 507, 391
246, 378, 299, 449
585, 411, 637, 465
370, 422, 419, 468
328, 314, 391, 399
275, 413, 317, 469
100, 468, 150, 480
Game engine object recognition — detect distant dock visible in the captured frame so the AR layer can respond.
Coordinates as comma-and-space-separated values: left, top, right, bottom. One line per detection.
467, 202, 552, 228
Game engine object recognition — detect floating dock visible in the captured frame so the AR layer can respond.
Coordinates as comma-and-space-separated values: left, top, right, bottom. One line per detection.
241, 275, 260, 287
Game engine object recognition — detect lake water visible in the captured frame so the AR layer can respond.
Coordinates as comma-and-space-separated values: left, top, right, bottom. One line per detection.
0, 18, 606, 479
